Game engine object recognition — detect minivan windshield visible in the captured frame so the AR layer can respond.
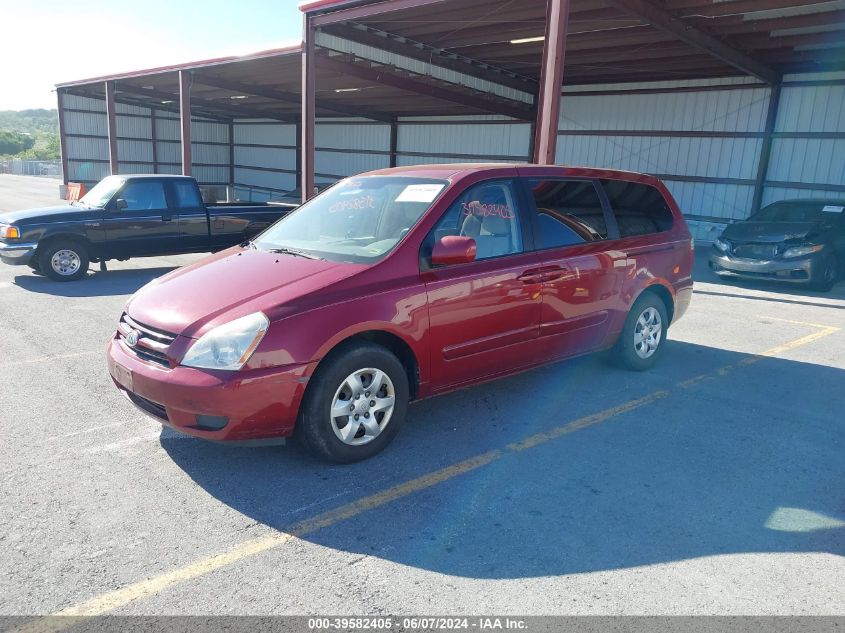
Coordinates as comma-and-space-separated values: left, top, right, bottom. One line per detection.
253, 176, 448, 263
79, 176, 126, 208
752, 200, 844, 223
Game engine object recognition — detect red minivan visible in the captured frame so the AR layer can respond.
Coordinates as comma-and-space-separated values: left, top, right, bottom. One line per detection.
107, 164, 693, 462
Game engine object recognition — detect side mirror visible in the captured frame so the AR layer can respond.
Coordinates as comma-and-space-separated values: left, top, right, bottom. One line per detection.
114, 198, 128, 211
431, 235, 476, 266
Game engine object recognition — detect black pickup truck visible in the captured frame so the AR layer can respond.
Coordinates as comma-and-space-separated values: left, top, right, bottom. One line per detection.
0, 175, 296, 281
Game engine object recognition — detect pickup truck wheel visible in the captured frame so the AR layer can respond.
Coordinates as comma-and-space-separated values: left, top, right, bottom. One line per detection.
616, 291, 669, 371
297, 342, 408, 463
39, 241, 90, 281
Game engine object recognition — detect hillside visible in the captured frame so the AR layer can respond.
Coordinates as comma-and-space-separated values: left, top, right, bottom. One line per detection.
0, 109, 59, 135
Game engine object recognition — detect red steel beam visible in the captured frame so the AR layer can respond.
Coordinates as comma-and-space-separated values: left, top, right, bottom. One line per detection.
56, 88, 70, 186
605, 0, 780, 84
193, 72, 395, 123
315, 53, 535, 120
310, 0, 452, 27
105, 80, 119, 175
179, 70, 192, 177
302, 14, 317, 202
533, 0, 571, 165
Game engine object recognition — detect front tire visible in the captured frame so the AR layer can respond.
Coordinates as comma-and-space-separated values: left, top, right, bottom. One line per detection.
38, 240, 90, 281
616, 291, 669, 371
810, 256, 838, 292
296, 342, 409, 463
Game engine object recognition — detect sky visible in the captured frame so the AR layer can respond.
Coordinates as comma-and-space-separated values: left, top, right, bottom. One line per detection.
0, 0, 304, 110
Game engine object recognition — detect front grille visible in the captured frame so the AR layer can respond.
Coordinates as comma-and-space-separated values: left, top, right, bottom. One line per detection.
126, 391, 169, 421
117, 313, 177, 368
732, 243, 779, 260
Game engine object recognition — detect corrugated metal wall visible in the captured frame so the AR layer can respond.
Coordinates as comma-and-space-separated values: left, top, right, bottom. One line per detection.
764, 80, 845, 205
62, 93, 229, 187
554, 74, 845, 240
556, 78, 770, 242
60, 74, 844, 226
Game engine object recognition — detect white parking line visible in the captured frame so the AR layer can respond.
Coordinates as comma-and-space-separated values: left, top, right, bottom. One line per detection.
0, 350, 101, 368
49, 421, 129, 441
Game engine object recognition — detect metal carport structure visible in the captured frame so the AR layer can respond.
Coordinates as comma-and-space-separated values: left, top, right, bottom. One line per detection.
55, 0, 845, 237
299, 0, 845, 236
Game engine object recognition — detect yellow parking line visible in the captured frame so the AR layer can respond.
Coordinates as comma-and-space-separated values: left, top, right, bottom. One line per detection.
18, 322, 841, 626
757, 315, 842, 330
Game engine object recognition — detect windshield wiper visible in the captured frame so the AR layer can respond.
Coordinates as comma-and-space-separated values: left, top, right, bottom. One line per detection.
268, 247, 323, 260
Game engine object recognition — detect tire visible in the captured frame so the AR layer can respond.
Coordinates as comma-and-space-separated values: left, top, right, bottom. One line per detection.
27, 259, 43, 275
809, 256, 838, 292
296, 342, 409, 463
38, 240, 90, 282
616, 291, 669, 371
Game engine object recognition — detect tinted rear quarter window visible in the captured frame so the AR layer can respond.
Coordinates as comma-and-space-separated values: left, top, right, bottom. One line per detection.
603, 180, 673, 238
527, 179, 608, 248
172, 181, 203, 209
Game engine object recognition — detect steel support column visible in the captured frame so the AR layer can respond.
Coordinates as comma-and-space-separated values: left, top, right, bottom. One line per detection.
105, 81, 119, 175
179, 70, 192, 177
151, 108, 159, 173
389, 117, 398, 168
301, 15, 316, 202
228, 121, 235, 188
533, 0, 571, 165
751, 83, 782, 215
295, 119, 302, 189
56, 88, 69, 185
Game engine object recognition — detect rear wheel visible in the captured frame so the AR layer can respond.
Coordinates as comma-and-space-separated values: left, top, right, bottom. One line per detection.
616, 291, 669, 371
38, 240, 89, 282
810, 256, 838, 292
296, 342, 409, 462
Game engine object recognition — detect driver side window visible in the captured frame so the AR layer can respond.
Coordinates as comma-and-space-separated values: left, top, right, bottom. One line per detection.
429, 180, 524, 261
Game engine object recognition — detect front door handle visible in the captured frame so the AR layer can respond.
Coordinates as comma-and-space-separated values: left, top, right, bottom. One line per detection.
162, 215, 173, 223
518, 266, 565, 284
518, 271, 545, 284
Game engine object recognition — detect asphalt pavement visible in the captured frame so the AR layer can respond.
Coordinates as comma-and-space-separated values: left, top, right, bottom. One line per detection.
0, 175, 842, 616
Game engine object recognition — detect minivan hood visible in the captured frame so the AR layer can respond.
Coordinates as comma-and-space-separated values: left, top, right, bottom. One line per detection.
721, 220, 819, 243
126, 246, 365, 338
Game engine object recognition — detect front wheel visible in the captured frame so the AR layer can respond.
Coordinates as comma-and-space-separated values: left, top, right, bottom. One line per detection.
810, 256, 838, 292
296, 342, 409, 462
616, 292, 669, 371
38, 241, 90, 281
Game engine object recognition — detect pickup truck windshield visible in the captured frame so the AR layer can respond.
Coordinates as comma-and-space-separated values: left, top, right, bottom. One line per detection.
79, 176, 126, 208
253, 176, 448, 263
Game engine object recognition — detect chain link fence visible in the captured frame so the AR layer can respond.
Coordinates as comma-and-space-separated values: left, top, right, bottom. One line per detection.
0, 158, 62, 178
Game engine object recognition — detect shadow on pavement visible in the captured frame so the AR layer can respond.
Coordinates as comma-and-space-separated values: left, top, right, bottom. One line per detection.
161, 340, 845, 579
13, 267, 177, 297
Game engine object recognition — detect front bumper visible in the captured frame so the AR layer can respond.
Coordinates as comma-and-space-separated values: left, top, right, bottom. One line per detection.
106, 337, 315, 442
709, 249, 822, 284
0, 241, 37, 265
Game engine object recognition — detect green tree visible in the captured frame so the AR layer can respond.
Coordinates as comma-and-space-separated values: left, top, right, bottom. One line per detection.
0, 130, 35, 155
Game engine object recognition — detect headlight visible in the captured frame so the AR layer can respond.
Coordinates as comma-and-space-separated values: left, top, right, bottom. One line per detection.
714, 238, 730, 252
782, 244, 824, 258
181, 312, 269, 371
1, 224, 21, 239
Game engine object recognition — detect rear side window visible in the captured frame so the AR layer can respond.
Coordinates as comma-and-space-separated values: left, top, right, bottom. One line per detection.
602, 180, 673, 237
527, 179, 608, 247
172, 181, 203, 210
